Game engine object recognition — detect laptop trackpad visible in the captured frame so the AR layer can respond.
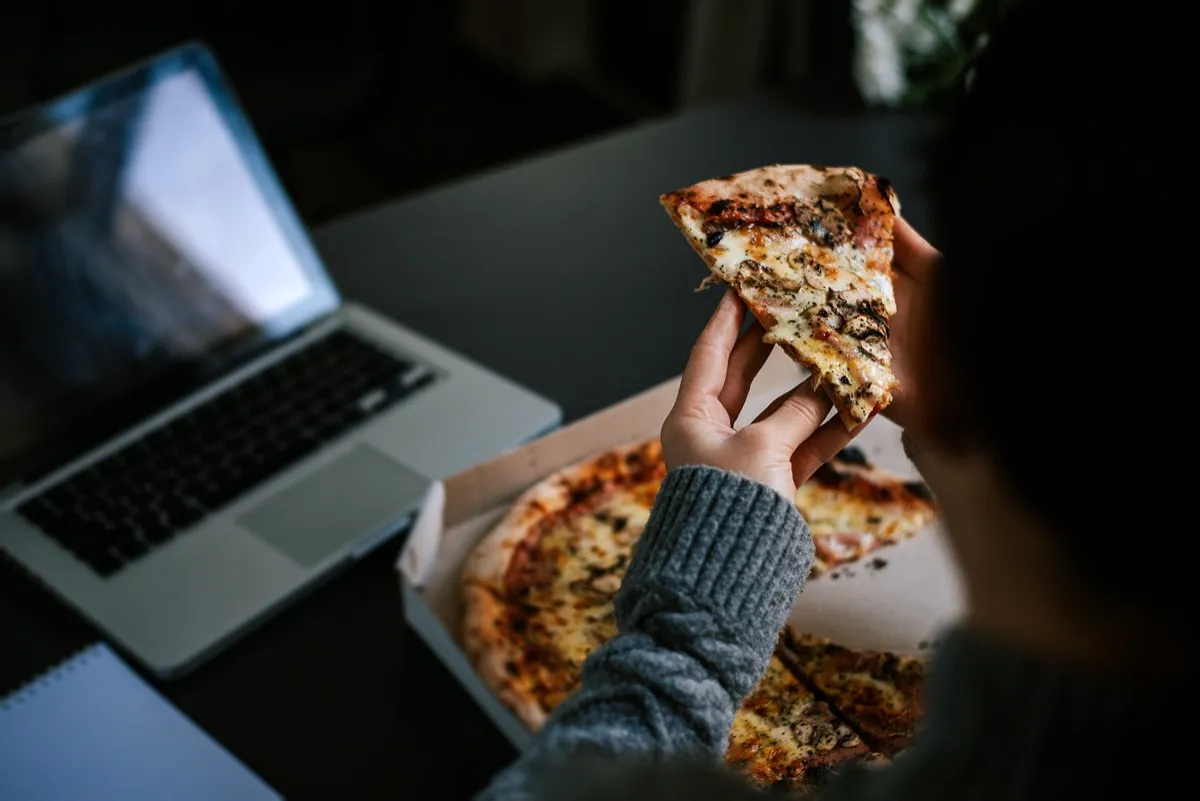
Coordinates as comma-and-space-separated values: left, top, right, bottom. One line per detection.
239, 445, 430, 568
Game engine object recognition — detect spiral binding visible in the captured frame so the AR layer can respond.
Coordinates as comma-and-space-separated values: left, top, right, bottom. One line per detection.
0, 643, 102, 712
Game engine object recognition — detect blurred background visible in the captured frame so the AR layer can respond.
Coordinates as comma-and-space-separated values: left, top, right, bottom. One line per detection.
0, 0, 990, 227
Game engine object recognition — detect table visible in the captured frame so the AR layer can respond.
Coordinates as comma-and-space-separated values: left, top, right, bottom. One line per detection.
0, 100, 936, 800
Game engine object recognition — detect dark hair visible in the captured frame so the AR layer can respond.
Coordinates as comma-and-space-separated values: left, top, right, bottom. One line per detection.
923, 0, 1196, 610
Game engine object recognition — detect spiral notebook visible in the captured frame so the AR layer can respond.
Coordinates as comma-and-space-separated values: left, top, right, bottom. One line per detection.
0, 643, 282, 801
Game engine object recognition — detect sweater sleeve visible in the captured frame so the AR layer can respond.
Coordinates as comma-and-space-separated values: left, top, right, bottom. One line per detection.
476, 465, 814, 801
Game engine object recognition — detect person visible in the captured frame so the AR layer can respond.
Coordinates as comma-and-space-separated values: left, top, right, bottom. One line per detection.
478, 1, 1197, 798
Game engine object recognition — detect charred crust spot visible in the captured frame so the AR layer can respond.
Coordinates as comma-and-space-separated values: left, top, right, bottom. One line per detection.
505, 660, 519, 676
610, 516, 628, 532
838, 375, 851, 386
511, 618, 527, 634
836, 446, 868, 466
903, 480, 934, 501
702, 200, 797, 233
705, 230, 724, 247
714, 174, 736, 182
763, 178, 776, 187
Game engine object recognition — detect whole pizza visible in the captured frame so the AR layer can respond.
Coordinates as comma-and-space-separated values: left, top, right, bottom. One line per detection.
460, 438, 938, 790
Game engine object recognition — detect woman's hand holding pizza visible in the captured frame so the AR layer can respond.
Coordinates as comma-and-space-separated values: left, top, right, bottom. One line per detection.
661, 289, 865, 500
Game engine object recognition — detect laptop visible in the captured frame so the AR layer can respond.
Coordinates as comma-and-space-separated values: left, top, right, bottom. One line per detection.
0, 43, 561, 678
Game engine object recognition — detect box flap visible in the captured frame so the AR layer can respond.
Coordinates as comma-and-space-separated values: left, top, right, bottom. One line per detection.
400, 480, 446, 588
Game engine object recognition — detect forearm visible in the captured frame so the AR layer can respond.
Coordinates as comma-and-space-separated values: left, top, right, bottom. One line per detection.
477, 466, 813, 801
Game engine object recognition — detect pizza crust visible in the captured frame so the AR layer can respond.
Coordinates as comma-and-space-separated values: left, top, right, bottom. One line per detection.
461, 583, 550, 730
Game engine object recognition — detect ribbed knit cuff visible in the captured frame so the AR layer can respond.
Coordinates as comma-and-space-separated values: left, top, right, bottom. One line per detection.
618, 465, 813, 637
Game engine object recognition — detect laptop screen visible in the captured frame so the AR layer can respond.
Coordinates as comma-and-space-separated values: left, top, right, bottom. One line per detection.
0, 45, 339, 487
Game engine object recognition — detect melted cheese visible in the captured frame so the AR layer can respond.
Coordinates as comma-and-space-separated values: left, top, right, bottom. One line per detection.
812, 669, 911, 718
794, 467, 938, 573
796, 480, 929, 533
678, 205, 896, 424
727, 657, 866, 787
519, 486, 658, 705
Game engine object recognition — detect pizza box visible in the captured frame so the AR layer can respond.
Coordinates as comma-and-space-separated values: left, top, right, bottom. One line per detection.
396, 349, 965, 750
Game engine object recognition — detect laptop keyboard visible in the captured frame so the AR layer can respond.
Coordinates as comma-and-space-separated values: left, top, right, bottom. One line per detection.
16, 330, 436, 578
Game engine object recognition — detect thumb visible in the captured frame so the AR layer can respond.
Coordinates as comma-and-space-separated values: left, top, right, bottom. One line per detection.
750, 379, 834, 451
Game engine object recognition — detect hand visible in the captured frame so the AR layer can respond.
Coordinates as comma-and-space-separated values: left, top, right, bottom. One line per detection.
661, 289, 867, 500
886, 217, 941, 431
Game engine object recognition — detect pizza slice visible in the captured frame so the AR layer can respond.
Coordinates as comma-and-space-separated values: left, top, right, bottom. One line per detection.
661, 165, 902, 427
795, 446, 939, 575
779, 632, 927, 757
726, 655, 885, 792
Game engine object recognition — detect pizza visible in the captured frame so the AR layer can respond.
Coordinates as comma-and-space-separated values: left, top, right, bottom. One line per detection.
461, 440, 666, 729
460, 438, 933, 790
779, 632, 927, 757
797, 446, 939, 575
660, 164, 902, 428
726, 655, 884, 791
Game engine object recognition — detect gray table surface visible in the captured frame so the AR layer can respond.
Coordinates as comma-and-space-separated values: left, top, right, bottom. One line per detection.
316, 102, 936, 422
1, 100, 937, 801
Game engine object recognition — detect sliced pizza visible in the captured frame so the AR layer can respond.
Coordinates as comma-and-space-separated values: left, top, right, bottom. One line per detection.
795, 446, 939, 575
661, 164, 902, 427
460, 438, 933, 788
779, 632, 927, 757
727, 655, 884, 792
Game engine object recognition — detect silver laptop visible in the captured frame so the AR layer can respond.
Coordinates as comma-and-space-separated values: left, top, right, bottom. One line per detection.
0, 43, 561, 678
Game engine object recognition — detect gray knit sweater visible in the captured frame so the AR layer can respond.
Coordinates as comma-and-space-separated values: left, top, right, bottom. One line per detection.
477, 466, 1189, 801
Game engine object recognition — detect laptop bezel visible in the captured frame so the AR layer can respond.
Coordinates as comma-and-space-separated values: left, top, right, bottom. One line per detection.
0, 41, 342, 491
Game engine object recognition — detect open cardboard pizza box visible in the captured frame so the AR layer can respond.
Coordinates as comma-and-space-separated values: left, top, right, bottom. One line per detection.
396, 349, 965, 750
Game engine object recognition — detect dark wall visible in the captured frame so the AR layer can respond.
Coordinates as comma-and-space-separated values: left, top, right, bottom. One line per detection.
0, 1, 633, 225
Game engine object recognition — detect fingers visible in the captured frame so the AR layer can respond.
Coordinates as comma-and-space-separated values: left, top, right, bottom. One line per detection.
892, 217, 940, 283
791, 414, 870, 486
677, 288, 746, 407
750, 378, 833, 450
716, 321, 772, 421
